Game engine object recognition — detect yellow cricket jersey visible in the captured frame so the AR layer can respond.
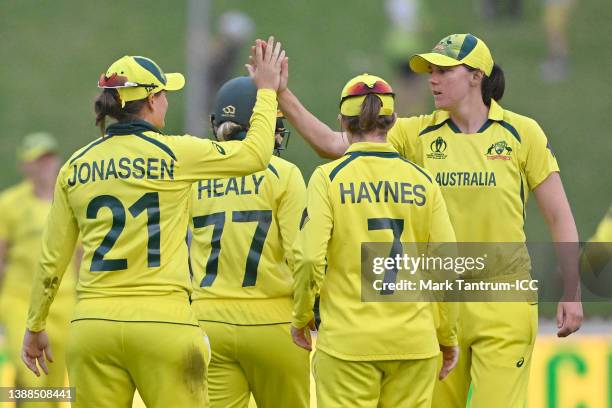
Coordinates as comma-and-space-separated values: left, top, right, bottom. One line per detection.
26, 89, 277, 331
590, 205, 612, 242
0, 182, 76, 299
388, 100, 559, 243
190, 155, 307, 325
292, 142, 458, 361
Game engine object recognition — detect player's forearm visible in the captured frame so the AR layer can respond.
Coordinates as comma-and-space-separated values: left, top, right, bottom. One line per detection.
279, 170, 307, 264
292, 272, 315, 328
27, 184, 79, 331
436, 302, 459, 347
549, 213, 581, 301
535, 174, 580, 300
241, 89, 277, 171
0, 240, 7, 292
278, 89, 348, 159
27, 247, 76, 331
291, 243, 326, 327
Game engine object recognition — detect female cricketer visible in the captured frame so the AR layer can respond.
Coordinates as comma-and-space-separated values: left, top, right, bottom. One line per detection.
291, 73, 459, 407
189, 75, 309, 407
21, 37, 285, 408
0, 133, 76, 408
270, 33, 582, 407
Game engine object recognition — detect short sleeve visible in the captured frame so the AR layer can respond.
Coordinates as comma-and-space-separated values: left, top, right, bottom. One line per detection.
387, 116, 423, 164
521, 121, 560, 191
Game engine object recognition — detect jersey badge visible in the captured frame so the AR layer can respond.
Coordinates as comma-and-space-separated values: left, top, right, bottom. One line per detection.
426, 136, 448, 160
486, 140, 512, 161
212, 141, 226, 155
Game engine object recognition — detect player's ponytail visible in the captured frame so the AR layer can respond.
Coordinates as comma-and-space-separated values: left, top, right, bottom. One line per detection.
94, 89, 148, 135
481, 63, 505, 106
342, 94, 395, 137
215, 121, 244, 141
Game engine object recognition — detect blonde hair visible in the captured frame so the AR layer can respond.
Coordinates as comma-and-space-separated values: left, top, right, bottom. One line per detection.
215, 121, 243, 141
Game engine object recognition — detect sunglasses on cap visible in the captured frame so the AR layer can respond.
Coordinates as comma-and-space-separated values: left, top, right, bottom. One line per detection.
98, 73, 159, 91
340, 80, 395, 105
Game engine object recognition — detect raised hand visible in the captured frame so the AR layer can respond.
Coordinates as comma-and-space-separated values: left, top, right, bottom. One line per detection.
245, 36, 285, 91
279, 55, 289, 94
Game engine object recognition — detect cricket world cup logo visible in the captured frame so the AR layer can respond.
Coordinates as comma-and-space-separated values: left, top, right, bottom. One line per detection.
426, 136, 448, 159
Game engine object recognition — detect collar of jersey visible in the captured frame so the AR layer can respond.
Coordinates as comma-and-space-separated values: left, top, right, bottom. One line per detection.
345, 142, 399, 155
105, 120, 163, 136
430, 99, 505, 127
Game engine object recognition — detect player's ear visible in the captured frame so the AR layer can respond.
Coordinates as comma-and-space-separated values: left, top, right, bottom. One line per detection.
471, 70, 484, 87
337, 113, 348, 136
146, 94, 156, 111
389, 113, 397, 128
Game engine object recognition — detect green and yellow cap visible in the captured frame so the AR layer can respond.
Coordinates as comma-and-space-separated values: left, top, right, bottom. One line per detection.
98, 55, 185, 106
17, 132, 59, 162
409, 33, 494, 76
340, 74, 395, 116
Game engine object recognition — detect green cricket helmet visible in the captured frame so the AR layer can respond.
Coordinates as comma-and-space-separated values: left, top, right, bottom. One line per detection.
210, 76, 289, 153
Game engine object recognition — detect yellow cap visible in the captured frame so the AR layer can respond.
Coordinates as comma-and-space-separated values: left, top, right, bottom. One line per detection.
340, 74, 395, 116
409, 34, 494, 76
98, 56, 185, 106
17, 132, 59, 162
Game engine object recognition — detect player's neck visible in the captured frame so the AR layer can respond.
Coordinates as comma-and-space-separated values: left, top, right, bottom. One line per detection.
350, 132, 387, 144
448, 95, 489, 134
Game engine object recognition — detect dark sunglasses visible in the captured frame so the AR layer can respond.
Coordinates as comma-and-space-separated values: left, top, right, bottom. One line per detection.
340, 80, 394, 105
98, 73, 159, 90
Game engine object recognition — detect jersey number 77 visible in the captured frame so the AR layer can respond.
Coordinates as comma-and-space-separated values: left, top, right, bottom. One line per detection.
192, 210, 272, 287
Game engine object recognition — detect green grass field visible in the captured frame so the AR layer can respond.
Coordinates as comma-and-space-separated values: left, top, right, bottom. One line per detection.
1, 0, 610, 315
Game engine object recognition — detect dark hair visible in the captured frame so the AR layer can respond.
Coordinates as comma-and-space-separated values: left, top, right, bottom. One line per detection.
481, 63, 505, 106
466, 63, 505, 106
342, 94, 395, 137
94, 89, 149, 135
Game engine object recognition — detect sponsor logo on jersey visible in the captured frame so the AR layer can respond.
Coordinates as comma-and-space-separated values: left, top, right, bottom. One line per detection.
212, 141, 226, 155
426, 136, 448, 160
486, 140, 512, 161
299, 208, 309, 230
516, 357, 525, 367
222, 105, 236, 117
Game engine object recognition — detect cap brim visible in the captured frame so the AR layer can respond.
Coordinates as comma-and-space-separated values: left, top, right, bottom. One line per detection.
19, 147, 56, 162
164, 73, 185, 91
409, 53, 462, 73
